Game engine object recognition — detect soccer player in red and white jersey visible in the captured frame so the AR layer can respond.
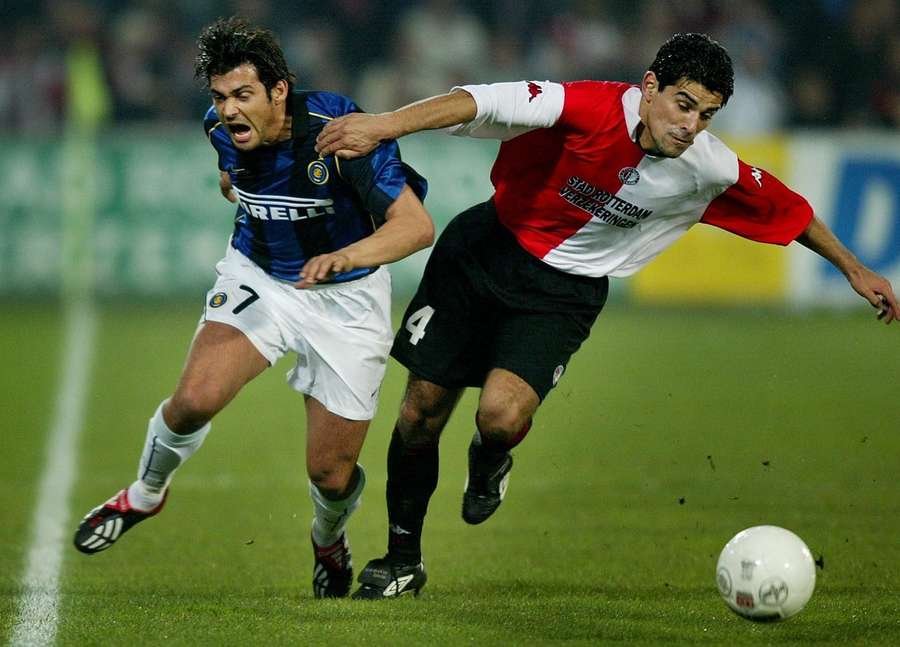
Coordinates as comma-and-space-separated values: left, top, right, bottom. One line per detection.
315, 33, 899, 599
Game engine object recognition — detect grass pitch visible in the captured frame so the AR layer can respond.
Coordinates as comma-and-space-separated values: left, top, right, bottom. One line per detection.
2, 301, 899, 645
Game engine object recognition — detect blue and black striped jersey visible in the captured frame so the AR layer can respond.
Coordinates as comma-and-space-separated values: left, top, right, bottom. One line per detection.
204, 90, 427, 283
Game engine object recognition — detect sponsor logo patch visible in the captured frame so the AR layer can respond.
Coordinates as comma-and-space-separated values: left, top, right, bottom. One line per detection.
308, 159, 329, 185
209, 292, 228, 308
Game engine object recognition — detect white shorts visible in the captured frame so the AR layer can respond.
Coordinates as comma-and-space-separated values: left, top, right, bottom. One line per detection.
201, 245, 393, 420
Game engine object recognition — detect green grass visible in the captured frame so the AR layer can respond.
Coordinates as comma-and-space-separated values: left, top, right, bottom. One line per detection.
2, 302, 899, 645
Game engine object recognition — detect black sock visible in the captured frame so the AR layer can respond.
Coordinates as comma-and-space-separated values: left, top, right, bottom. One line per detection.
472, 430, 512, 463
386, 427, 438, 563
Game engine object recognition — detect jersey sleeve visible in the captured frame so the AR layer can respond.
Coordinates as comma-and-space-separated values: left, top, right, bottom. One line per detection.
202, 105, 229, 171
447, 81, 565, 140
305, 90, 365, 123
557, 81, 629, 134
336, 140, 428, 226
202, 105, 218, 137
700, 160, 814, 245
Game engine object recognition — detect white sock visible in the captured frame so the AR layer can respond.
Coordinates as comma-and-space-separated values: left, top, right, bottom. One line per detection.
309, 464, 365, 547
128, 400, 210, 511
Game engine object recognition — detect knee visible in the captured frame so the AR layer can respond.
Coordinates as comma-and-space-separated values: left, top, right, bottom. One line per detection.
166, 384, 223, 432
396, 399, 442, 445
476, 400, 531, 444
308, 460, 356, 498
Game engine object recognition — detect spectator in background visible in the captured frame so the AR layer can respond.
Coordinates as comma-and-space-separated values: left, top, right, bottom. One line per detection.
526, 1, 626, 81
3, 23, 66, 132
2, 0, 899, 132
787, 65, 840, 128
396, 0, 489, 100
328, 0, 397, 88
872, 33, 900, 127
106, 6, 170, 121
283, 19, 352, 96
769, 0, 840, 127
832, 0, 898, 126
709, 0, 786, 136
356, 32, 419, 114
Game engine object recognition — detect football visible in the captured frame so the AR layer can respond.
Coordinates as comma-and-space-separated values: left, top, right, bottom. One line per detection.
715, 525, 816, 621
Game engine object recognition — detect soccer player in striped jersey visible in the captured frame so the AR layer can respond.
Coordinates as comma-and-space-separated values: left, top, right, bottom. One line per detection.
315, 32, 899, 599
73, 17, 434, 599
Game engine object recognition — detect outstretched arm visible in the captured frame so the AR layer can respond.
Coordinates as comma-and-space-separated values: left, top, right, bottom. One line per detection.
796, 216, 898, 324
315, 90, 477, 159
295, 185, 434, 288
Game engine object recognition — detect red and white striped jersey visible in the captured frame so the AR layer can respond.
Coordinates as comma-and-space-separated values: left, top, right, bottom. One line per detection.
449, 81, 813, 277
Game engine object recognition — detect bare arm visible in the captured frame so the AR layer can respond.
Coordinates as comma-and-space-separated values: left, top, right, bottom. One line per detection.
219, 171, 237, 203
315, 90, 478, 159
295, 185, 435, 288
796, 216, 898, 324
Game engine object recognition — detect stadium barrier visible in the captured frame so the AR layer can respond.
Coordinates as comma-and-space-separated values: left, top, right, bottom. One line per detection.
1, 130, 897, 305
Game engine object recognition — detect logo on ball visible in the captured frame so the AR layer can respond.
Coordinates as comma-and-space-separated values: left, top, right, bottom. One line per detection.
740, 560, 757, 580
716, 567, 732, 596
735, 591, 755, 609
759, 577, 789, 606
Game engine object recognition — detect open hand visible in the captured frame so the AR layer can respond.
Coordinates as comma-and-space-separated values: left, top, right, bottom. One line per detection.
315, 113, 387, 159
848, 267, 899, 324
296, 252, 354, 289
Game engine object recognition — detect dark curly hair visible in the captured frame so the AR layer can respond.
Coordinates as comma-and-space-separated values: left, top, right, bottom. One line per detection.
649, 33, 734, 105
194, 17, 295, 96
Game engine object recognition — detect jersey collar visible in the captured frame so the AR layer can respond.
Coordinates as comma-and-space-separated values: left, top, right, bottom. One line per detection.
622, 86, 643, 144
288, 90, 309, 145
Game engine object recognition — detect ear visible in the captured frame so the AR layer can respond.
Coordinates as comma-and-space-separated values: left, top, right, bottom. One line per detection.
270, 79, 289, 105
641, 71, 658, 103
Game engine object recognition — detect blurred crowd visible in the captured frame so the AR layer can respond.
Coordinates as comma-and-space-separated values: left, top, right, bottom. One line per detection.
3, 0, 899, 136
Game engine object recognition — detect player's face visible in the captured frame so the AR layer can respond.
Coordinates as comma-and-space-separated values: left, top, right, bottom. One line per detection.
209, 64, 288, 150
638, 73, 723, 158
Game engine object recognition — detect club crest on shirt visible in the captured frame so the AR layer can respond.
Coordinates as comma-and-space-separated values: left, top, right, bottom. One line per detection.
209, 292, 227, 308
527, 81, 543, 102
618, 167, 640, 185
308, 159, 329, 185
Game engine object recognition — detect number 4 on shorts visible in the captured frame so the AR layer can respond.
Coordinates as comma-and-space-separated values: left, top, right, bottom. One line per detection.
405, 305, 434, 345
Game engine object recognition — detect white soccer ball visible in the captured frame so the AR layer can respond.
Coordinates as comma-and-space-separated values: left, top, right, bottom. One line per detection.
715, 525, 816, 621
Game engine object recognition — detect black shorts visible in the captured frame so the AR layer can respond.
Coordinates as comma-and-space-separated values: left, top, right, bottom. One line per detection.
391, 201, 609, 400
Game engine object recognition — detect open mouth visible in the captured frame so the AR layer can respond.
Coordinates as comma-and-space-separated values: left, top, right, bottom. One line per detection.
228, 123, 252, 144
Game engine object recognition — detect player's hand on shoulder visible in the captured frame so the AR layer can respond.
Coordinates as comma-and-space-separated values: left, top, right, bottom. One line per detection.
315, 113, 384, 159
219, 171, 237, 203
847, 266, 899, 325
296, 252, 354, 289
